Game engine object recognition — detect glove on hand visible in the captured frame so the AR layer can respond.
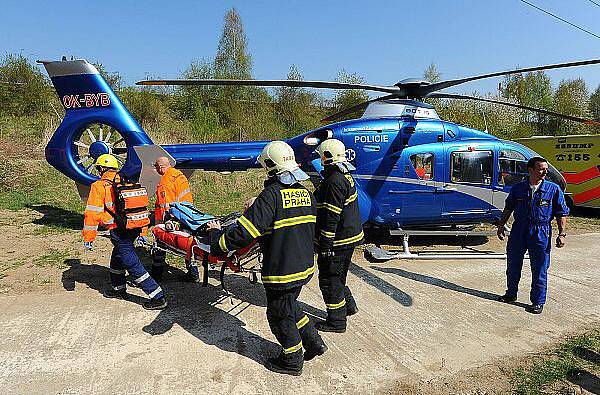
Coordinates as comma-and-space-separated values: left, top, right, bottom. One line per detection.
135, 236, 148, 247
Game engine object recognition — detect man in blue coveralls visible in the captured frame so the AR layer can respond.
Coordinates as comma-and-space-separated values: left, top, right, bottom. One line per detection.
496, 157, 569, 314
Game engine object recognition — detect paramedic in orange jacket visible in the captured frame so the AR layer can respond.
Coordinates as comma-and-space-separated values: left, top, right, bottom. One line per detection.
83, 154, 167, 310
151, 156, 196, 282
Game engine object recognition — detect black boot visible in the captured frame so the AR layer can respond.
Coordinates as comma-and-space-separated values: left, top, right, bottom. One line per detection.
526, 304, 543, 314
143, 297, 167, 310
498, 294, 517, 303
315, 321, 346, 333
103, 288, 128, 300
344, 287, 358, 316
346, 303, 359, 316
180, 271, 200, 283
265, 356, 303, 376
301, 325, 328, 361
304, 342, 328, 361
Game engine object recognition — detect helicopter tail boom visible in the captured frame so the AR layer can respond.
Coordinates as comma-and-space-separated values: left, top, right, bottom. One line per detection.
40, 59, 153, 188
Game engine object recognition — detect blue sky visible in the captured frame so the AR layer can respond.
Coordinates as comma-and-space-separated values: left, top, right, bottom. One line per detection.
2, 0, 600, 95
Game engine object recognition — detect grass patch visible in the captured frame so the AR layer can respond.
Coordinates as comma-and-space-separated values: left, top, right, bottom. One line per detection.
189, 169, 265, 215
0, 158, 82, 213
0, 114, 54, 150
33, 249, 75, 270
512, 330, 600, 394
0, 258, 27, 273
31, 224, 74, 236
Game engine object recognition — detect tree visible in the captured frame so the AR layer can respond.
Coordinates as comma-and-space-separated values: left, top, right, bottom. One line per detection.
275, 65, 321, 134
552, 78, 589, 134
214, 8, 252, 80
589, 84, 600, 121
423, 63, 441, 108
502, 71, 553, 133
331, 69, 369, 120
0, 53, 53, 116
423, 62, 441, 83
172, 59, 215, 120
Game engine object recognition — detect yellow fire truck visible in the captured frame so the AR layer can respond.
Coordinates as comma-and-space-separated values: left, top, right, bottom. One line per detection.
517, 134, 600, 209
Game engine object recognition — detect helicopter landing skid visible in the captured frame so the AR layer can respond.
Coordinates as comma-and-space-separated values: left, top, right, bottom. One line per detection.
366, 228, 509, 261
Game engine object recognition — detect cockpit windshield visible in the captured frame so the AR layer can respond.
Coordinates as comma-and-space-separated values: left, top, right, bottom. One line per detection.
507, 141, 567, 190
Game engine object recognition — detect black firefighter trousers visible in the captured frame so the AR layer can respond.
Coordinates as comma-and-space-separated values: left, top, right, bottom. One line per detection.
265, 285, 324, 369
317, 248, 357, 329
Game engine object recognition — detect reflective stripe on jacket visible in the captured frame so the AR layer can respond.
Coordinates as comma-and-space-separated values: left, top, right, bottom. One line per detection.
315, 166, 364, 251
155, 167, 193, 223
83, 171, 119, 242
210, 178, 317, 290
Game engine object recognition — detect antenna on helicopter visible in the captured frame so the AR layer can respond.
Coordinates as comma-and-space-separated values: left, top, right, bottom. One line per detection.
481, 106, 489, 133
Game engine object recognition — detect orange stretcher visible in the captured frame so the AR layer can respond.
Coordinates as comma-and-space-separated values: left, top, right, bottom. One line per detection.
150, 216, 261, 290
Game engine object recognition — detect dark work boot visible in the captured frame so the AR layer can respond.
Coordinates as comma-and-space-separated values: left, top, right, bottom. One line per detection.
315, 321, 346, 333
143, 297, 168, 310
265, 355, 303, 376
180, 271, 200, 283
346, 303, 359, 316
103, 288, 128, 300
526, 304, 544, 314
304, 342, 328, 361
498, 294, 517, 303
344, 287, 358, 316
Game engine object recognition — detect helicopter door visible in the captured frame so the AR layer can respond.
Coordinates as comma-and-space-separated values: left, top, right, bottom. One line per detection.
443, 149, 494, 219
493, 148, 528, 210
395, 151, 441, 223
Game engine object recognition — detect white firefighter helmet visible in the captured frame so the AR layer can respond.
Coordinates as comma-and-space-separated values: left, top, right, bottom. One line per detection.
258, 141, 301, 177
317, 138, 346, 166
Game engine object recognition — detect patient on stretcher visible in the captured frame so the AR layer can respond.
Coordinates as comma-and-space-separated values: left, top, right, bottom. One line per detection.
151, 202, 259, 275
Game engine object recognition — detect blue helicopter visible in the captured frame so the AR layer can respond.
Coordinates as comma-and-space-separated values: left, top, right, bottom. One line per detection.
40, 58, 600, 231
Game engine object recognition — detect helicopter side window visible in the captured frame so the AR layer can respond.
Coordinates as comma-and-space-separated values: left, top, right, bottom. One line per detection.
451, 150, 493, 185
498, 149, 528, 186
410, 153, 434, 180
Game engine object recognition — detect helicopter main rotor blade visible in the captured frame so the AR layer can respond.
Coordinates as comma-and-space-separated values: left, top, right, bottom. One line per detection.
421, 59, 600, 96
427, 92, 600, 126
136, 78, 399, 94
320, 94, 397, 124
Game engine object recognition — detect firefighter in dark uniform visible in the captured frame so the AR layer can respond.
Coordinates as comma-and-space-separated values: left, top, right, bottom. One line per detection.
314, 139, 364, 333
207, 141, 327, 376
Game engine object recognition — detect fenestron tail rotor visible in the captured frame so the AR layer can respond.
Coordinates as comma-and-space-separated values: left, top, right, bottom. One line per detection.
73, 123, 129, 178
137, 58, 600, 126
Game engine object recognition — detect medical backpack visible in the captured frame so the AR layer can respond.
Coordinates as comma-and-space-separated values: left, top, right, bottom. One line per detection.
108, 175, 151, 230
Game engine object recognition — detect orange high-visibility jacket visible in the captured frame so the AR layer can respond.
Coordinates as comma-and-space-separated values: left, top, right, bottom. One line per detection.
155, 167, 193, 223
83, 170, 119, 242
